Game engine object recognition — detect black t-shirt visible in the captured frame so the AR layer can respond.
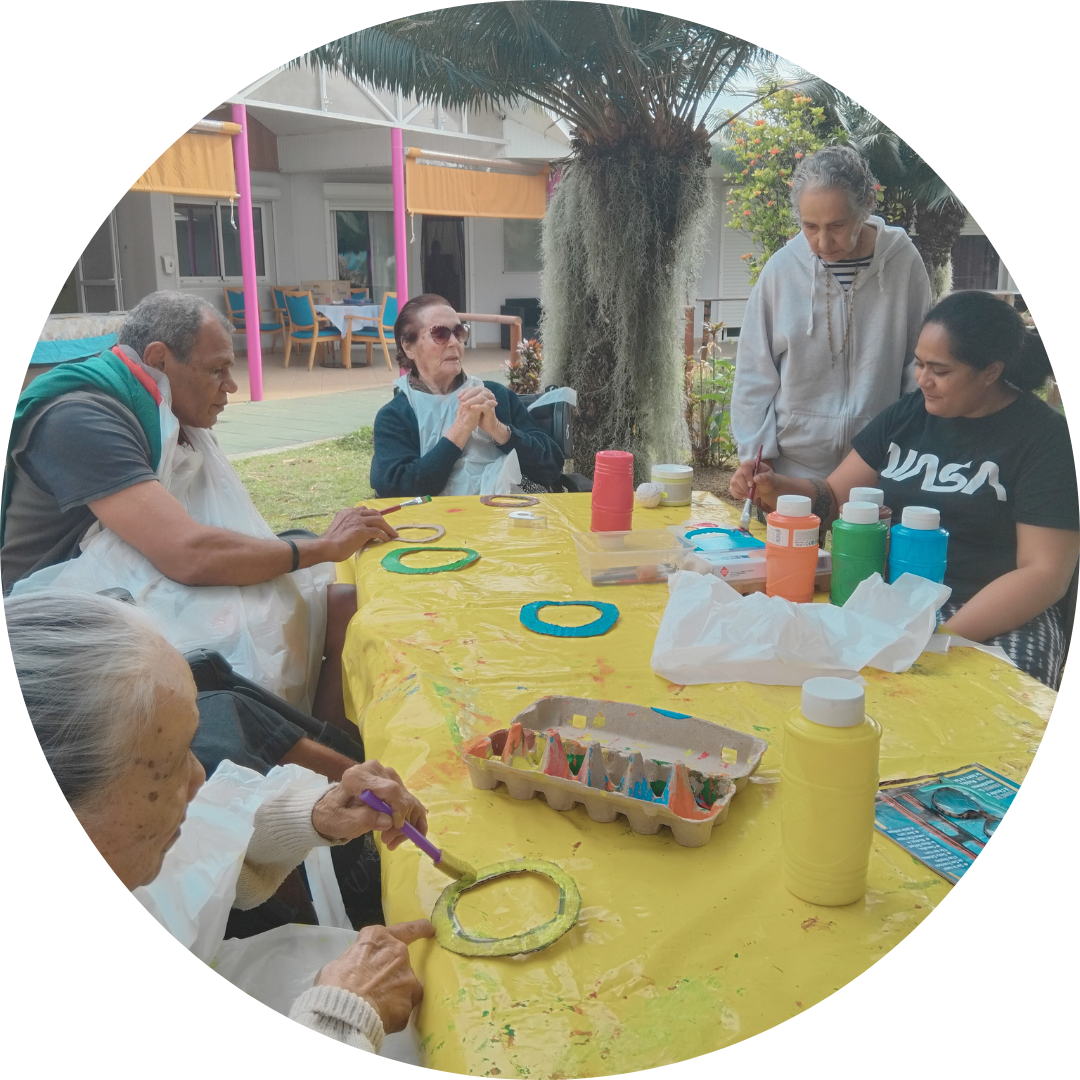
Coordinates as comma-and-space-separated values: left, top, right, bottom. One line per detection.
851, 390, 1079, 602
1, 392, 157, 592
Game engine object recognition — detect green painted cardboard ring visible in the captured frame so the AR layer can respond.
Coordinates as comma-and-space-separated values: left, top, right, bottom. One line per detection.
381, 546, 479, 575
431, 858, 582, 957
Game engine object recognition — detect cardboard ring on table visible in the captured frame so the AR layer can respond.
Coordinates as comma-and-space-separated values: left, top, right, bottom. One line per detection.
390, 524, 446, 544
432, 858, 582, 957
519, 600, 619, 637
479, 494, 540, 508
381, 546, 479, 575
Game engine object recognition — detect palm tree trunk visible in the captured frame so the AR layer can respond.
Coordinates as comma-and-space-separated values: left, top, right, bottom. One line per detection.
915, 201, 968, 303
541, 139, 712, 482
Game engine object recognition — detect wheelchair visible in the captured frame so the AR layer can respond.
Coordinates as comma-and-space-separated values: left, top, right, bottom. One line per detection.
518, 385, 593, 493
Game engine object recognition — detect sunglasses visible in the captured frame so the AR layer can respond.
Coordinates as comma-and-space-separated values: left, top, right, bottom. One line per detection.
427, 322, 470, 345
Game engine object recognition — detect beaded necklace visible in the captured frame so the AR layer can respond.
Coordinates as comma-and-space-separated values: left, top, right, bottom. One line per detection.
824, 263, 860, 366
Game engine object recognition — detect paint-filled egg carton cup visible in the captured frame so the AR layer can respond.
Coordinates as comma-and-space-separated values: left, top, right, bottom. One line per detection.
463, 696, 768, 847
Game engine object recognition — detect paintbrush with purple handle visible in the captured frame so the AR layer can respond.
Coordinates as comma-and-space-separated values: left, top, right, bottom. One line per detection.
359, 789, 476, 881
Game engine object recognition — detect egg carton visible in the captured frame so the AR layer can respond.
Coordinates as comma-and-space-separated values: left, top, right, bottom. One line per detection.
463, 696, 768, 848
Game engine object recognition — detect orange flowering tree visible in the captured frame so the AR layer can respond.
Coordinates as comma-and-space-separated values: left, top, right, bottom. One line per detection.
721, 89, 836, 284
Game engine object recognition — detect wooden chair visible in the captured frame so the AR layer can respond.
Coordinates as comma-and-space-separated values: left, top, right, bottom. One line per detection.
349, 288, 371, 304
223, 287, 284, 354
271, 287, 294, 357
281, 289, 343, 370
344, 292, 398, 371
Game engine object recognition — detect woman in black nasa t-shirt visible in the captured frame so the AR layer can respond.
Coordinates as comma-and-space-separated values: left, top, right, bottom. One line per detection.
731, 291, 1079, 687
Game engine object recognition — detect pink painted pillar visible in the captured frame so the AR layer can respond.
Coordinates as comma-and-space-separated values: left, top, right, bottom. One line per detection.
231, 103, 263, 402
391, 127, 409, 306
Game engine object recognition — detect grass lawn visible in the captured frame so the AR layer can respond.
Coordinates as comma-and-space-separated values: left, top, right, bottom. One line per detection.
232, 429, 376, 534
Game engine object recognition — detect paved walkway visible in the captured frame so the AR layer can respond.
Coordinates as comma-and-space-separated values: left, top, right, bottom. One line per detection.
217, 354, 509, 457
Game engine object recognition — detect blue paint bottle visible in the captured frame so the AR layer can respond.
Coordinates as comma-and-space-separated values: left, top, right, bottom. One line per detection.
888, 505, 949, 584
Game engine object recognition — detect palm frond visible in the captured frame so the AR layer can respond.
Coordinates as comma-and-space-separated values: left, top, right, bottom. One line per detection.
298, 4, 773, 153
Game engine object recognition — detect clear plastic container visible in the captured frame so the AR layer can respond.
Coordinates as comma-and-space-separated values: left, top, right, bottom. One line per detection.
573, 530, 689, 586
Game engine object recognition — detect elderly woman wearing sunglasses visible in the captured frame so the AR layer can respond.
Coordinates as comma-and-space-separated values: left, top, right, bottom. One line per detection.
370, 294, 564, 497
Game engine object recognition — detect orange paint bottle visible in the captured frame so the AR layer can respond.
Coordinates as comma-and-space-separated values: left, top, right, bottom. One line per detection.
765, 494, 821, 603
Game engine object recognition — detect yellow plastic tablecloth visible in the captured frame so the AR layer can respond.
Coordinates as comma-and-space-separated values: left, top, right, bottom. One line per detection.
338, 493, 1052, 1076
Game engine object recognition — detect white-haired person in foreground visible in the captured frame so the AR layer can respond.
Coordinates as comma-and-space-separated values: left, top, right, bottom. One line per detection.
7, 588, 434, 1053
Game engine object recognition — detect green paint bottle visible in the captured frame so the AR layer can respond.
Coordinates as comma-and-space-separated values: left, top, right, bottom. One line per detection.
830, 501, 888, 606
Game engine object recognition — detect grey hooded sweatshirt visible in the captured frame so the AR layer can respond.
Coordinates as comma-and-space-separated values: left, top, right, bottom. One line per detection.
730, 215, 931, 478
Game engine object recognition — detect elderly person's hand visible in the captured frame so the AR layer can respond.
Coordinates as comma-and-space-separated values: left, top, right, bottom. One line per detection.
459, 385, 510, 445
445, 393, 488, 449
314, 920, 435, 1032
311, 760, 428, 846
315, 507, 398, 561
729, 458, 777, 503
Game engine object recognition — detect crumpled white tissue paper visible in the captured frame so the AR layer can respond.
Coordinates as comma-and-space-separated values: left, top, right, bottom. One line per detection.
650, 570, 952, 686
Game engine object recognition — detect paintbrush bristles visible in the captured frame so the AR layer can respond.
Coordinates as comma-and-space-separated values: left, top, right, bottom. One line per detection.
437, 850, 477, 881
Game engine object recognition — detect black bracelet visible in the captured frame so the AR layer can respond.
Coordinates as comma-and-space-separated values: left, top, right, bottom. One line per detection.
284, 538, 300, 573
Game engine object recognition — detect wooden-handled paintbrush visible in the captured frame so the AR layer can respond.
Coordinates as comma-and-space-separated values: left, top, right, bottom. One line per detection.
378, 495, 433, 515
739, 445, 764, 532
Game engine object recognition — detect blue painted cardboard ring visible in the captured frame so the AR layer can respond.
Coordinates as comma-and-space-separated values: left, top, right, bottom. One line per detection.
519, 600, 619, 637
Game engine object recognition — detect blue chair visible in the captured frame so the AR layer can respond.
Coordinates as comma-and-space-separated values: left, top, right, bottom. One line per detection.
282, 289, 343, 370
223, 287, 284, 355
271, 287, 293, 351
344, 292, 398, 371
349, 288, 371, 303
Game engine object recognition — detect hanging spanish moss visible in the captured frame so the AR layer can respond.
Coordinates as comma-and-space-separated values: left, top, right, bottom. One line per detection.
299, 5, 768, 480
542, 139, 712, 481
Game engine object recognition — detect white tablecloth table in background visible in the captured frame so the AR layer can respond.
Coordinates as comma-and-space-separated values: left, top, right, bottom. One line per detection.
313, 304, 380, 335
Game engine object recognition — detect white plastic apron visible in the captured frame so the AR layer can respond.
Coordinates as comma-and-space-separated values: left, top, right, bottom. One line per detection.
135, 761, 421, 1064
11, 358, 334, 709
396, 374, 521, 496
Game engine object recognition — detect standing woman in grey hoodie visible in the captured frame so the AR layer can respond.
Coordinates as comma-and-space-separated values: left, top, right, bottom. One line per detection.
730, 146, 932, 479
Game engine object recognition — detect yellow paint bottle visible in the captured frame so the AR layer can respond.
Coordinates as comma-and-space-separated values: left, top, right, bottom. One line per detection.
781, 678, 881, 906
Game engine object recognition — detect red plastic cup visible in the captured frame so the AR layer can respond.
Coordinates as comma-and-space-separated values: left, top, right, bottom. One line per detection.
591, 450, 634, 532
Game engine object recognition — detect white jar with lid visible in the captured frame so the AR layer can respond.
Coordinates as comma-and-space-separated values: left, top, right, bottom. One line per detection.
651, 464, 693, 506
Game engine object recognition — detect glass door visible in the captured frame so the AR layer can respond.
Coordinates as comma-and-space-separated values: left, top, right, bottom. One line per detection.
421, 216, 466, 312
332, 209, 396, 305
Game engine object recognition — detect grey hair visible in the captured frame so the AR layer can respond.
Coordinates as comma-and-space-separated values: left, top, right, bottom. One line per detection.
6, 590, 168, 814
117, 291, 231, 363
790, 145, 879, 225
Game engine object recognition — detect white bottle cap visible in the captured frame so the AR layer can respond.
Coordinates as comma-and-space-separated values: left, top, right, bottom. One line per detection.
801, 677, 866, 728
849, 487, 884, 507
901, 505, 940, 530
775, 494, 812, 517
841, 501, 880, 525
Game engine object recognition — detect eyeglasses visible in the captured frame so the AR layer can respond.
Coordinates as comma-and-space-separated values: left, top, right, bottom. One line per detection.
427, 323, 470, 345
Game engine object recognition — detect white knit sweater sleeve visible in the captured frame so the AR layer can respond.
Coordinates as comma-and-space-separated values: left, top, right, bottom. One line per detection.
233, 785, 334, 911
289, 983, 385, 1054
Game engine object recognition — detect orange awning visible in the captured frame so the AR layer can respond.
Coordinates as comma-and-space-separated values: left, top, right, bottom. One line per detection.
405, 154, 546, 219
131, 130, 238, 199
